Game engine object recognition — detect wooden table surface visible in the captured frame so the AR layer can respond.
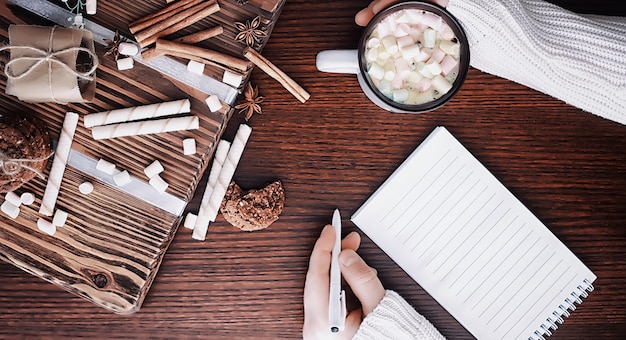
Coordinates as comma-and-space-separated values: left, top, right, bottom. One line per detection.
1, 0, 626, 338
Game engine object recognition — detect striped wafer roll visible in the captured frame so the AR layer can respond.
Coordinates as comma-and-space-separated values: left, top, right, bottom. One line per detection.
192, 140, 231, 240
39, 112, 79, 216
192, 124, 252, 241
84, 99, 190, 128
91, 116, 199, 140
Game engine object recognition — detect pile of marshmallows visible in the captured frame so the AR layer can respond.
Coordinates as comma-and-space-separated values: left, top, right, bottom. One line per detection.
364, 8, 461, 105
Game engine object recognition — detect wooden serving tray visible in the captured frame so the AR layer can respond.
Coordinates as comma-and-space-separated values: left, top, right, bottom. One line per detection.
0, 0, 285, 314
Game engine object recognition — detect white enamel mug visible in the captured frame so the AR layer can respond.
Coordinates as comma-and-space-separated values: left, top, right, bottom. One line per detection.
316, 1, 469, 113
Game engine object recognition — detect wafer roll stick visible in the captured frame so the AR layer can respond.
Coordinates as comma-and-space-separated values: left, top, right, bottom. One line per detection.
136, 1, 221, 48
91, 116, 199, 140
207, 124, 251, 222
84, 99, 191, 128
129, 0, 203, 34
192, 125, 252, 241
192, 140, 231, 239
39, 112, 79, 216
243, 47, 310, 103
156, 39, 250, 72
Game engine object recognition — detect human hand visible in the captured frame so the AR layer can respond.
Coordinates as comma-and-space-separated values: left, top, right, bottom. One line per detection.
303, 225, 385, 339
355, 0, 450, 26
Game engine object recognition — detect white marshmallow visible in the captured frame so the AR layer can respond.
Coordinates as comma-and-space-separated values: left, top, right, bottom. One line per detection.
391, 72, 404, 89
416, 78, 432, 92
381, 35, 399, 54
187, 60, 205, 74
1, 200, 20, 219
383, 62, 395, 81
394, 58, 411, 79
429, 48, 446, 63
222, 70, 243, 88
392, 89, 409, 102
394, 23, 411, 38
183, 138, 197, 155
79, 182, 94, 195
113, 170, 131, 186
377, 45, 391, 61
400, 44, 421, 61
116, 57, 134, 71
20, 192, 35, 206
378, 80, 393, 97
422, 12, 443, 30
366, 37, 380, 49
425, 60, 443, 76
86, 0, 97, 15
144, 160, 164, 179
408, 70, 424, 84
439, 40, 460, 57
365, 47, 379, 63
376, 20, 393, 38
431, 75, 453, 95
96, 159, 116, 175
183, 212, 197, 229
417, 61, 434, 78
440, 55, 460, 76
367, 63, 385, 80
37, 218, 56, 236
423, 29, 437, 49
4, 191, 22, 207
396, 36, 415, 50
149, 175, 169, 194
118, 42, 138, 56
205, 95, 222, 112
53, 209, 69, 227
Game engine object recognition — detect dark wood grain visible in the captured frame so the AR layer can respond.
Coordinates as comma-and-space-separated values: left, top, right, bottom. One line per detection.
1, 0, 626, 338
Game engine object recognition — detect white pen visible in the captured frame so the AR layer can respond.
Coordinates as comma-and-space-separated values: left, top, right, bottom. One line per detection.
329, 208, 347, 333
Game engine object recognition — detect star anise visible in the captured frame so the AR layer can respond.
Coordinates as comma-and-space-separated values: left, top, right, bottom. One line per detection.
234, 16, 266, 47
103, 30, 127, 60
236, 0, 249, 5
235, 83, 264, 121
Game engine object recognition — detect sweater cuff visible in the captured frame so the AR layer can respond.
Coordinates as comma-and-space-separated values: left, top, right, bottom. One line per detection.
353, 290, 446, 340
446, 0, 626, 125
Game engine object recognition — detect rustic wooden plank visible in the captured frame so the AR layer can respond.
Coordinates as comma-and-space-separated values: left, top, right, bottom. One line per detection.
0, 0, 286, 313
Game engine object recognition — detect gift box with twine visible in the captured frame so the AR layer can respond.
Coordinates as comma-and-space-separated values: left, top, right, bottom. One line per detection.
0, 25, 98, 103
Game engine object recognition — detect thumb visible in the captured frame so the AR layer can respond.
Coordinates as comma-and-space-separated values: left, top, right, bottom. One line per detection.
339, 249, 385, 316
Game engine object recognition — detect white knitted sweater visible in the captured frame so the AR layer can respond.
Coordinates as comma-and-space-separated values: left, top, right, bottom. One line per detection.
353, 290, 446, 340
445, 0, 626, 125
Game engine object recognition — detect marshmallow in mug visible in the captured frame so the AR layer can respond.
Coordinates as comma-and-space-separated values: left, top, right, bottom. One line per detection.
364, 8, 461, 105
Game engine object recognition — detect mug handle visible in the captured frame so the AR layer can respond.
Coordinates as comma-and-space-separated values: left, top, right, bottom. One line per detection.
316, 50, 360, 74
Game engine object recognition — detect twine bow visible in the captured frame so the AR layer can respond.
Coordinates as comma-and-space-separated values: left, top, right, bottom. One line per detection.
0, 150, 55, 180
0, 26, 98, 102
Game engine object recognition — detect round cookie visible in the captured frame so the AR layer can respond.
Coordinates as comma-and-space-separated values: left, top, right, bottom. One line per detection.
220, 180, 285, 231
0, 112, 52, 193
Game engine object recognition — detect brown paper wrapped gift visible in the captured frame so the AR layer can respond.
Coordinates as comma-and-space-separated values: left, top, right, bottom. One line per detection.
0, 25, 98, 103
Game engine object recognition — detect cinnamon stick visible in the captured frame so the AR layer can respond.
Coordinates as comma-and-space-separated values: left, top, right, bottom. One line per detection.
175, 26, 224, 45
156, 39, 250, 72
129, 0, 202, 34
243, 47, 310, 103
135, 1, 220, 48
141, 26, 224, 62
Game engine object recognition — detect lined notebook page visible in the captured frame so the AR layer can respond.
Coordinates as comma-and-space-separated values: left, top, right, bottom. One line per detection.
351, 126, 596, 340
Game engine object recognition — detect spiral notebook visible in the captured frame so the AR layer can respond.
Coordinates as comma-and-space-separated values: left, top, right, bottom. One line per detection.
351, 126, 596, 340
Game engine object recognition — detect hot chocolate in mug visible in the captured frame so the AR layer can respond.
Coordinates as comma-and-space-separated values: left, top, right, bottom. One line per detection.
316, 1, 469, 113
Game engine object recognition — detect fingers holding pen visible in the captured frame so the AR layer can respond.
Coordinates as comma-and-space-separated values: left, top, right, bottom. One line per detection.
339, 249, 385, 316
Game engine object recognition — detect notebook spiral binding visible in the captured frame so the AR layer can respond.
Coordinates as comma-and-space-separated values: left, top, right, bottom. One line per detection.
529, 279, 595, 340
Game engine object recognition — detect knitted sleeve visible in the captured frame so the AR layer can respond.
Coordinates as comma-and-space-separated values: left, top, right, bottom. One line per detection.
353, 290, 446, 340
446, 0, 626, 125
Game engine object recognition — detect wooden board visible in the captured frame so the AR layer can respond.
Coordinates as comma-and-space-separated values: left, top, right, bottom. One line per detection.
0, 0, 286, 314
